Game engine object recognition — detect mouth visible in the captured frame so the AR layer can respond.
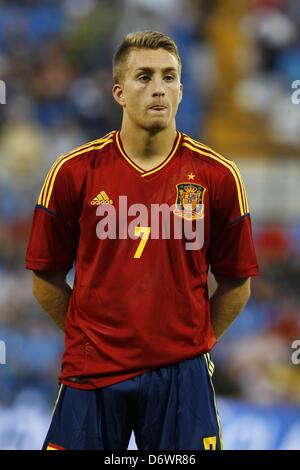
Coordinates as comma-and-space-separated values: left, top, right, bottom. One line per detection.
149, 106, 167, 112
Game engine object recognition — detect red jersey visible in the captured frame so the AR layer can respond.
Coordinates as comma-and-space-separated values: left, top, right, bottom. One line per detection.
26, 130, 258, 389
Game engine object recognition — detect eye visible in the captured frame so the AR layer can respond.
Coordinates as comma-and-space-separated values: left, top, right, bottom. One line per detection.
138, 75, 150, 82
164, 75, 175, 81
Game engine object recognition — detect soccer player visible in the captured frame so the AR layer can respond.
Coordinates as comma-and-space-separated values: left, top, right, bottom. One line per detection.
25, 31, 258, 450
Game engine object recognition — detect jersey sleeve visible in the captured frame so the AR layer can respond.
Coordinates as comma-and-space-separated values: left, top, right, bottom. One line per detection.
208, 168, 259, 279
25, 160, 80, 272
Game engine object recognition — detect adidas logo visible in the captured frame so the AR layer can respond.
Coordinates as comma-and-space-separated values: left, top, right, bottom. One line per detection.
91, 191, 113, 205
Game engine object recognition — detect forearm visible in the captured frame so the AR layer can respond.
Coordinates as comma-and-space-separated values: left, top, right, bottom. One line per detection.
32, 271, 72, 332
209, 277, 251, 339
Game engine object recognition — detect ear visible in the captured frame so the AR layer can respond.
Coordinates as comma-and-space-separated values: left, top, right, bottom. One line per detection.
112, 83, 126, 108
179, 83, 183, 104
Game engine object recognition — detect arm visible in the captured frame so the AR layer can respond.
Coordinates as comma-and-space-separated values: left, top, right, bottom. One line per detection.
32, 270, 72, 332
210, 276, 251, 339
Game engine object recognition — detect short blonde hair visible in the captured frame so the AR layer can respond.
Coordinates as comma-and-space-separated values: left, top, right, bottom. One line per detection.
113, 30, 182, 84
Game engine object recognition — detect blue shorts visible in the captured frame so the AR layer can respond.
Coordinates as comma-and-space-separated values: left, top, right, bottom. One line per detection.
43, 353, 223, 450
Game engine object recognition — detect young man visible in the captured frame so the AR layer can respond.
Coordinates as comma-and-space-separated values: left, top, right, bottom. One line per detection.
26, 31, 258, 450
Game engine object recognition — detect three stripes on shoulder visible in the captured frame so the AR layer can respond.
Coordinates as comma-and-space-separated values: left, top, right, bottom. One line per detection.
38, 132, 114, 209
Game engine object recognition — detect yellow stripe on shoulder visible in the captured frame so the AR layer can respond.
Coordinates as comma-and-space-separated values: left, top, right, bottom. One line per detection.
184, 136, 249, 214
38, 131, 114, 206
44, 137, 113, 209
38, 132, 114, 208
183, 136, 248, 216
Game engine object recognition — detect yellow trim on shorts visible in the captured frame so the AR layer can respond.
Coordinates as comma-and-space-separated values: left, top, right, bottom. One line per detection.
204, 353, 224, 450
51, 383, 64, 417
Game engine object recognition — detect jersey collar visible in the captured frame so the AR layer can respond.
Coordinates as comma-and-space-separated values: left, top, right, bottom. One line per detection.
115, 130, 182, 178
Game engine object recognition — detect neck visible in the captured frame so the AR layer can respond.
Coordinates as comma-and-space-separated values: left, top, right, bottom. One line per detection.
119, 119, 177, 165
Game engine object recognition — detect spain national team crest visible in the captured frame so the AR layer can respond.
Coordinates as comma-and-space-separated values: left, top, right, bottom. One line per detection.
174, 183, 206, 220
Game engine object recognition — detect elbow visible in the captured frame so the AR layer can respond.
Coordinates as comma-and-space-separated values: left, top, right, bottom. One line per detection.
32, 278, 43, 304
244, 289, 251, 309
216, 275, 252, 309
240, 278, 251, 309
245, 278, 251, 301
32, 270, 50, 304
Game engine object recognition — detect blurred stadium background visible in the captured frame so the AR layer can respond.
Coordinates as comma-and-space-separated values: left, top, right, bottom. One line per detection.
0, 0, 300, 450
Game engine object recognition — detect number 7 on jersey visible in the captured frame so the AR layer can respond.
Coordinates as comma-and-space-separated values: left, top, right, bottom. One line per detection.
134, 226, 151, 259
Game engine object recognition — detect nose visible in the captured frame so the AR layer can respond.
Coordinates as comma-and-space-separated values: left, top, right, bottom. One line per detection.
152, 77, 165, 97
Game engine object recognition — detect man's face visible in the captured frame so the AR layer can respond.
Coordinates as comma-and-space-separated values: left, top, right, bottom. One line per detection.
114, 48, 183, 132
